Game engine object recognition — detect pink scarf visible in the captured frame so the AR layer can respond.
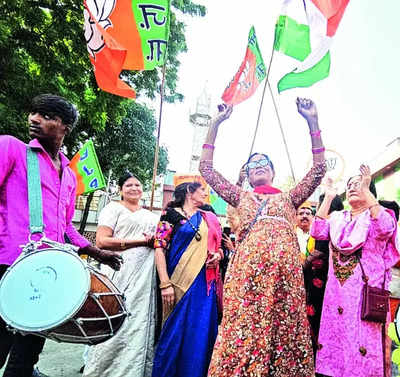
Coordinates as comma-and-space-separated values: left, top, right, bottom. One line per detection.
201, 210, 223, 314
331, 208, 400, 269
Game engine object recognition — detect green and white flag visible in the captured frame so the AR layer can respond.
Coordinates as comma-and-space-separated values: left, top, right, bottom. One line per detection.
274, 0, 350, 92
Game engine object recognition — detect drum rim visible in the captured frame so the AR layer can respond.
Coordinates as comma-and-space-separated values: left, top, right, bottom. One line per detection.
0, 248, 91, 331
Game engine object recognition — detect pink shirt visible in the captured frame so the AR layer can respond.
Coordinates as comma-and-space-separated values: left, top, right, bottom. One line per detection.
0, 136, 90, 265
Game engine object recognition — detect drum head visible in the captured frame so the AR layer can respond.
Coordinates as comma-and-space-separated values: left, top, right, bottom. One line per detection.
395, 301, 400, 342
0, 249, 90, 331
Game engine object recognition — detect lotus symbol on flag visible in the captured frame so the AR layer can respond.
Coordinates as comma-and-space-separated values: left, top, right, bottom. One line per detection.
238, 61, 251, 91
84, 0, 116, 58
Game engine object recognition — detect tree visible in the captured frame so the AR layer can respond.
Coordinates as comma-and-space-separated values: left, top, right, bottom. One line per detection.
0, 0, 206, 142
0, 0, 205, 233
92, 101, 169, 186
78, 101, 168, 233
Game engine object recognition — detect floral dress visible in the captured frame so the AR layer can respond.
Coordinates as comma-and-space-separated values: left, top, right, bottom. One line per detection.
199, 160, 326, 377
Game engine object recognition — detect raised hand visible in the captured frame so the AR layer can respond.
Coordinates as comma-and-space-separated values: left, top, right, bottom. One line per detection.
323, 177, 337, 199
296, 97, 318, 125
215, 103, 233, 126
359, 164, 372, 192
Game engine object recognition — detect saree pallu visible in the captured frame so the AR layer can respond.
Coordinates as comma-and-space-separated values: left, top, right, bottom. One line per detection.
152, 212, 219, 377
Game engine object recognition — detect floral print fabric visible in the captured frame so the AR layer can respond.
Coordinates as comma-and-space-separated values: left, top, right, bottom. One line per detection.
200, 160, 326, 376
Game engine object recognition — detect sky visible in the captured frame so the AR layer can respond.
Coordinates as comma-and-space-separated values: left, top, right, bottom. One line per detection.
146, 0, 400, 190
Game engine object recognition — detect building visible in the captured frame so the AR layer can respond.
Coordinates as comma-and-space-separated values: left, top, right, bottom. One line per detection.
189, 87, 212, 173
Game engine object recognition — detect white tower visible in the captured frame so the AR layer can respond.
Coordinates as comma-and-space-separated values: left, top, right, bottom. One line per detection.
189, 87, 212, 173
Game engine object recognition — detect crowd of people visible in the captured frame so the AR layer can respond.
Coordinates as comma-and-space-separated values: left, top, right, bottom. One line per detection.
0, 94, 399, 377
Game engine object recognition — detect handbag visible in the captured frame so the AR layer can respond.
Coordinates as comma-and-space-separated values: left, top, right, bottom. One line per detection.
358, 253, 390, 323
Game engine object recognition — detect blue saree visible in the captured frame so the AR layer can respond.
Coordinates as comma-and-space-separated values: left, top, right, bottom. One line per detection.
152, 210, 219, 377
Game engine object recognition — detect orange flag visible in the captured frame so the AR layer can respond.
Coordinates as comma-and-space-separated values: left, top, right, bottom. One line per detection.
84, 0, 170, 98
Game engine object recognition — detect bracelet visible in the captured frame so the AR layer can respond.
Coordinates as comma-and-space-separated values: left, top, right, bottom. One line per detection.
310, 130, 321, 137
315, 215, 327, 220
312, 147, 325, 154
120, 241, 126, 249
159, 281, 173, 289
202, 143, 215, 150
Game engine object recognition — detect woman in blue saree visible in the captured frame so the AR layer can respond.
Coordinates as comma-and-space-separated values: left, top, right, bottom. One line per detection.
152, 182, 223, 377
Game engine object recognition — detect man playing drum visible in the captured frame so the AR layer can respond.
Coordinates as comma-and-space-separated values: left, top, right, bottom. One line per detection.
0, 94, 122, 377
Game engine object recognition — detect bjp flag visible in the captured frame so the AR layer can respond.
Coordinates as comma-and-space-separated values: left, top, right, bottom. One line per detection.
83, 0, 170, 98
222, 26, 266, 106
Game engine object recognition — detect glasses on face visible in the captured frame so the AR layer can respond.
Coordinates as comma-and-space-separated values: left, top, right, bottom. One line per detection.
246, 158, 272, 171
347, 180, 361, 191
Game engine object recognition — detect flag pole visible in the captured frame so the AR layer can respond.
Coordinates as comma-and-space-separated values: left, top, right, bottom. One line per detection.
150, 63, 167, 211
248, 45, 275, 156
267, 81, 296, 182
248, 31, 296, 182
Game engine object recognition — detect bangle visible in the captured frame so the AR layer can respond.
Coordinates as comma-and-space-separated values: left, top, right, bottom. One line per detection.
310, 130, 321, 137
159, 281, 173, 289
312, 147, 325, 154
202, 143, 215, 150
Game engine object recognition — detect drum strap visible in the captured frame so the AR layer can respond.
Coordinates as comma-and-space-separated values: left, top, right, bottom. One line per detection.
27, 147, 44, 234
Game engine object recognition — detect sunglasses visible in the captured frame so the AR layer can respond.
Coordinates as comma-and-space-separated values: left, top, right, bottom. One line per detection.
246, 158, 272, 171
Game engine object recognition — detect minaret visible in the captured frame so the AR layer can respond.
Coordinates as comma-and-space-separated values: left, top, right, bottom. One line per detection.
189, 87, 212, 173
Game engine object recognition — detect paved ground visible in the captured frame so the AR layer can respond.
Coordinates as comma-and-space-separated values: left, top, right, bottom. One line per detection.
0, 340, 86, 377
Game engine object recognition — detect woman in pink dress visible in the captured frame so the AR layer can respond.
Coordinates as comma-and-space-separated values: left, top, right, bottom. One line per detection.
312, 167, 400, 377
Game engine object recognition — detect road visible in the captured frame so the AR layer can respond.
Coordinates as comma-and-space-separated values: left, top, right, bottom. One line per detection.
0, 340, 86, 377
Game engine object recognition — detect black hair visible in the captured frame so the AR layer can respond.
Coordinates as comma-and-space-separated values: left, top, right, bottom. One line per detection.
30, 94, 79, 130
167, 182, 202, 208
379, 200, 400, 221
319, 194, 344, 214
346, 175, 377, 198
118, 172, 140, 200
369, 181, 377, 198
199, 203, 216, 214
118, 171, 140, 188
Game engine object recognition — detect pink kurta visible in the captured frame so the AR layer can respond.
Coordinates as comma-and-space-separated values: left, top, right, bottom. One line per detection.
311, 209, 400, 377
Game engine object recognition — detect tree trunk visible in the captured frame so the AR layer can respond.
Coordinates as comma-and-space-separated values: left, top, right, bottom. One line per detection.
79, 192, 94, 234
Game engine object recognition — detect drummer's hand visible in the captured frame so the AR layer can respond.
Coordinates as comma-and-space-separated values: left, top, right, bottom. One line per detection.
161, 286, 175, 312
79, 245, 123, 271
143, 233, 155, 248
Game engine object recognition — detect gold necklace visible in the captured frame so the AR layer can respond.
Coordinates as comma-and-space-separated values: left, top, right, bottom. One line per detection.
350, 206, 368, 217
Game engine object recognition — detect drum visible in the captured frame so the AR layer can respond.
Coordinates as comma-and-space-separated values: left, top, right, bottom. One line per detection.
0, 247, 127, 345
